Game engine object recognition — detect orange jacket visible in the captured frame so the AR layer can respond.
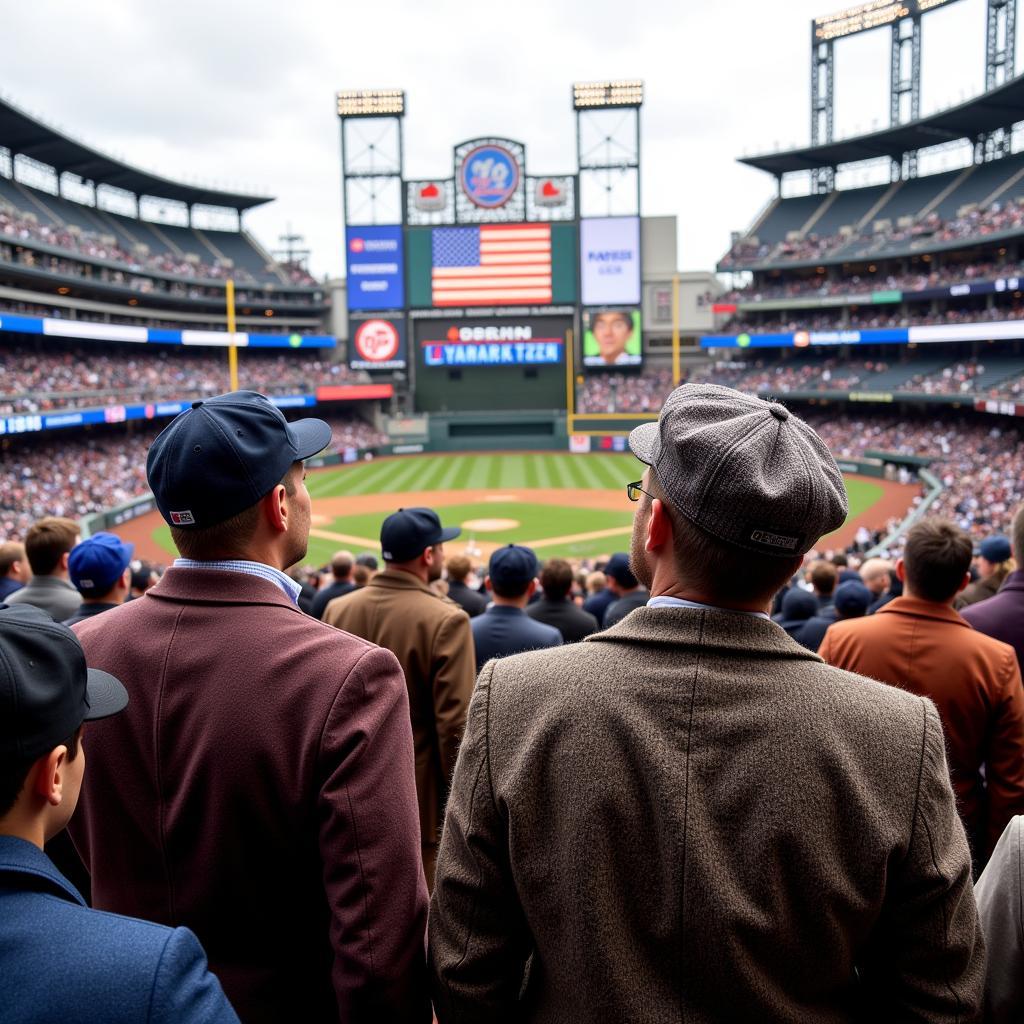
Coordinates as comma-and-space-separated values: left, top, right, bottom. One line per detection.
820, 595, 1024, 859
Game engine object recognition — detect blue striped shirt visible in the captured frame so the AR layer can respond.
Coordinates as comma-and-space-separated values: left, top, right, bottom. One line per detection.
173, 558, 302, 604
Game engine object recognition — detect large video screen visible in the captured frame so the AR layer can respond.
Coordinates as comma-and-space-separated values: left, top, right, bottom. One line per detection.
345, 225, 405, 311
415, 316, 567, 368
582, 308, 642, 368
348, 316, 407, 370
580, 216, 641, 307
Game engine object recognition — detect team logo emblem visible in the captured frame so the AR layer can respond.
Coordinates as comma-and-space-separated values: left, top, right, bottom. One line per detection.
169, 510, 196, 526
354, 320, 400, 363
414, 181, 447, 212
534, 178, 567, 208
349, 236, 365, 253
460, 144, 519, 208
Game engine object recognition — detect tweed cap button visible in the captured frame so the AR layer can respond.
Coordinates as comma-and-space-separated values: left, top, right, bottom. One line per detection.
769, 403, 789, 421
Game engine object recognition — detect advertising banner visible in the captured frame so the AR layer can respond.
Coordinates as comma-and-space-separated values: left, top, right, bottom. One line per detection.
416, 317, 567, 368
582, 308, 642, 367
345, 225, 405, 311
580, 216, 641, 306
348, 317, 407, 370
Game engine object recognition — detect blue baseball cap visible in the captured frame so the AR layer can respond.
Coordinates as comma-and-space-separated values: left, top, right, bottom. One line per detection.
980, 535, 1012, 563
69, 532, 135, 595
834, 581, 873, 616
380, 508, 461, 563
604, 552, 638, 588
488, 545, 539, 588
147, 391, 331, 529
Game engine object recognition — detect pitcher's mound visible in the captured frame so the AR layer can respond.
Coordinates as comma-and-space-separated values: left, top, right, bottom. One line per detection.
462, 518, 520, 532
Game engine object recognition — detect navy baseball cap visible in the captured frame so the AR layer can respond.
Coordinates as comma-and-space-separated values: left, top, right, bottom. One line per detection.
834, 581, 873, 616
980, 535, 1012, 563
380, 507, 460, 563
488, 545, 539, 588
69, 532, 135, 595
604, 552, 638, 588
0, 605, 128, 764
147, 391, 331, 529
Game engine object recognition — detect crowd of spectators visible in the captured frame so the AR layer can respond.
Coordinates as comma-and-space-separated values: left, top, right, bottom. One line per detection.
0, 344, 367, 414
575, 368, 675, 413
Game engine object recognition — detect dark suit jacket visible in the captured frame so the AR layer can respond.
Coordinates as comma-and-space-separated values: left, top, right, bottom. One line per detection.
0, 836, 239, 1023
62, 600, 119, 626
582, 588, 614, 623
794, 606, 838, 652
821, 595, 1024, 859
70, 568, 429, 1024
311, 579, 356, 620
430, 607, 983, 1022
471, 605, 561, 672
447, 580, 488, 618
525, 596, 599, 643
962, 569, 1024, 669
602, 588, 649, 627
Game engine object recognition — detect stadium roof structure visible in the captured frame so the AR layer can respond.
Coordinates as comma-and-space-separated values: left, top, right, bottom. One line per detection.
740, 74, 1024, 177
0, 96, 273, 211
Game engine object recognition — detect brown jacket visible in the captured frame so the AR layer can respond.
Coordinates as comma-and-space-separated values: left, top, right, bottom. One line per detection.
323, 568, 475, 849
70, 568, 429, 1024
429, 606, 984, 1023
820, 594, 1024, 859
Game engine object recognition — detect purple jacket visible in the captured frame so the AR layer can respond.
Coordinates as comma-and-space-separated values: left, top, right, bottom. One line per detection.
962, 569, 1024, 669
70, 567, 429, 1024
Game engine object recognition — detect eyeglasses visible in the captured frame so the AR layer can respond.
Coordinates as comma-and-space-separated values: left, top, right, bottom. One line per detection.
626, 480, 654, 502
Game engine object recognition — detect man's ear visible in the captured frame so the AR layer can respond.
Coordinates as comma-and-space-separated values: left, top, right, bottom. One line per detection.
32, 746, 67, 808
263, 484, 289, 535
484, 576, 493, 593
526, 578, 537, 598
895, 558, 906, 583
60, 551, 72, 573
957, 571, 971, 594
645, 498, 672, 553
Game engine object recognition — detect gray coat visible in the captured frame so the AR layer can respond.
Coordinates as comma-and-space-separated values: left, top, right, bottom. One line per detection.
5, 575, 81, 621
429, 605, 984, 1023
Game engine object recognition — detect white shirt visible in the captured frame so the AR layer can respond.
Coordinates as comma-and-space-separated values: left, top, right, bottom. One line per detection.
647, 595, 770, 620
173, 558, 302, 604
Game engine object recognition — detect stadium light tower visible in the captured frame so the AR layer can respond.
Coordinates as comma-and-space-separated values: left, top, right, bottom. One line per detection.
573, 80, 643, 218
336, 89, 405, 226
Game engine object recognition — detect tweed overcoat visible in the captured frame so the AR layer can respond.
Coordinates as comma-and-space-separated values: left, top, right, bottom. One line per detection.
429, 605, 985, 1023
820, 594, 1024, 859
323, 568, 476, 849
69, 567, 430, 1024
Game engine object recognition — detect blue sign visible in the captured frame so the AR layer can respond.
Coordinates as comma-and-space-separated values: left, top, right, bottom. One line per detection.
459, 144, 520, 209
701, 327, 910, 349
345, 225, 405, 311
422, 340, 562, 367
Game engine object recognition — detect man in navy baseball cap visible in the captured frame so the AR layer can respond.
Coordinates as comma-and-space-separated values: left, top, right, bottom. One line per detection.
65, 533, 135, 627
380, 508, 461, 564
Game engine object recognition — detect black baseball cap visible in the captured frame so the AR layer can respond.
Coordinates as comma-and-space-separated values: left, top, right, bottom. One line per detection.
0, 605, 128, 764
380, 508, 461, 563
488, 545, 539, 588
604, 552, 638, 588
147, 391, 332, 530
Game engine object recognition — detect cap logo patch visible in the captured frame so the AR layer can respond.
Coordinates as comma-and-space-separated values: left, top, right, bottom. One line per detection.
79, 578, 95, 589
169, 510, 196, 526
750, 529, 799, 551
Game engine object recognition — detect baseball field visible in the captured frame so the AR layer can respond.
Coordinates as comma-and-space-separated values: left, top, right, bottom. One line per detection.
125, 452, 917, 565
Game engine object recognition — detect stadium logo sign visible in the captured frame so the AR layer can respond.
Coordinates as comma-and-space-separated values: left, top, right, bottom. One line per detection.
534, 178, 567, 208
354, 319, 401, 363
414, 181, 447, 212
169, 510, 196, 526
348, 235, 399, 254
459, 143, 520, 208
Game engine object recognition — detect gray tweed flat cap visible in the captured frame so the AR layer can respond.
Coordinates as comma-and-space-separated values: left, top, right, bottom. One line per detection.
629, 383, 848, 557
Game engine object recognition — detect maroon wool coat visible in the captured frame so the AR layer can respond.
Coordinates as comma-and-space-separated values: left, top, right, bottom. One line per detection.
69, 567, 430, 1024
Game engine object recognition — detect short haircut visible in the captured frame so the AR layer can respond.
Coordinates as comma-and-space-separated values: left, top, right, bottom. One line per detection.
903, 518, 973, 603
491, 577, 532, 600
331, 551, 353, 580
0, 541, 26, 576
648, 475, 801, 606
1013, 504, 1024, 565
25, 517, 80, 576
352, 564, 371, 587
446, 554, 472, 583
540, 559, 574, 600
0, 727, 81, 820
830, 553, 848, 568
586, 571, 606, 594
171, 464, 297, 561
809, 560, 838, 597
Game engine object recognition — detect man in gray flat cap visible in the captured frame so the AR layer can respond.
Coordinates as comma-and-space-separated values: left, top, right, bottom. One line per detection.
429, 383, 984, 1023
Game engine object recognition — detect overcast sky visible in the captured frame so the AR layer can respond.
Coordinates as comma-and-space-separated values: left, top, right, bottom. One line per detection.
2, 0, 1005, 280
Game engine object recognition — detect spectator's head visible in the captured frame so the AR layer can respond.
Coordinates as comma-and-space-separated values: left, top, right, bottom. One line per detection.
977, 535, 1013, 579
779, 588, 817, 624
0, 542, 30, 585
380, 507, 460, 584
830, 553, 848, 568
24, 517, 80, 580
808, 560, 838, 599
859, 557, 892, 596
898, 519, 973, 605
604, 553, 639, 596
352, 564, 372, 588
626, 384, 847, 610
1012, 504, 1024, 565
130, 562, 158, 597
585, 571, 606, 596
355, 552, 379, 572
539, 559, 574, 601
68, 533, 134, 604
833, 581, 872, 620
445, 555, 473, 584
486, 545, 539, 606
330, 550, 354, 582
148, 391, 330, 569
0, 605, 127, 846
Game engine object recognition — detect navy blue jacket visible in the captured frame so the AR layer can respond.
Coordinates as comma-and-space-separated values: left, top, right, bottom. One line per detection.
583, 588, 615, 624
0, 577, 23, 601
0, 835, 239, 1024
962, 569, 1024, 669
471, 605, 561, 672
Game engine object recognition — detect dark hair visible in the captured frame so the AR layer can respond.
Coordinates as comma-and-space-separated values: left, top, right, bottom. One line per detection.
809, 560, 838, 596
540, 559, 574, 600
491, 578, 532, 600
25, 517, 80, 575
331, 552, 353, 580
0, 728, 81, 819
171, 465, 297, 561
903, 518, 973, 602
446, 554, 472, 583
649, 475, 801, 605
830, 553, 848, 568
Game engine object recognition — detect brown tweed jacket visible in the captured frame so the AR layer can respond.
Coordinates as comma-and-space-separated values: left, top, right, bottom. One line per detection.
429, 605, 984, 1023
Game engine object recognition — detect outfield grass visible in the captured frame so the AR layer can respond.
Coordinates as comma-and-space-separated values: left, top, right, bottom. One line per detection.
151, 453, 886, 562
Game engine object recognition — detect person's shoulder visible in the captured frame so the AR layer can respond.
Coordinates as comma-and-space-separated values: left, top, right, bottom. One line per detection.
527, 617, 562, 643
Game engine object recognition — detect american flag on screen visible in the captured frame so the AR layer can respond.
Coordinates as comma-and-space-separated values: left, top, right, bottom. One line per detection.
431, 224, 552, 306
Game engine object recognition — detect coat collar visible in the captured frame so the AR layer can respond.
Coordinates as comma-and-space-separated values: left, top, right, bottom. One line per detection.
0, 835, 84, 905
874, 594, 969, 627
588, 605, 823, 664
142, 567, 303, 611
368, 567, 438, 597
21, 576, 77, 593
998, 569, 1024, 594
